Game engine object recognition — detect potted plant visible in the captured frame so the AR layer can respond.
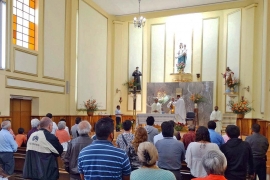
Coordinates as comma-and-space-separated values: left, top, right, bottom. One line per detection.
176, 62, 185, 73
80, 98, 99, 116
226, 78, 240, 93
227, 96, 254, 118
174, 122, 186, 132
190, 93, 204, 108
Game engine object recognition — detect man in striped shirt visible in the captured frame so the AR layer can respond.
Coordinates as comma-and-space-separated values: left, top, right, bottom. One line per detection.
78, 117, 131, 180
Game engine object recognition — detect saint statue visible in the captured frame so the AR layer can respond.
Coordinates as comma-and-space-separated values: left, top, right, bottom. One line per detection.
175, 43, 187, 72
132, 67, 142, 91
221, 67, 234, 85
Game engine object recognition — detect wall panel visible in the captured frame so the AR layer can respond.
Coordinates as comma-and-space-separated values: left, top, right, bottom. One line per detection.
43, 0, 66, 80
77, 0, 107, 110
150, 24, 165, 82
14, 50, 37, 75
202, 18, 219, 106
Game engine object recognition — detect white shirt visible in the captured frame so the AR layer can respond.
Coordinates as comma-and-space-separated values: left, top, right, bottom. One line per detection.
153, 133, 177, 145
210, 110, 222, 121
65, 126, 70, 135
167, 101, 175, 109
115, 109, 121, 118
51, 122, 58, 135
185, 142, 227, 177
174, 98, 186, 120
151, 102, 162, 114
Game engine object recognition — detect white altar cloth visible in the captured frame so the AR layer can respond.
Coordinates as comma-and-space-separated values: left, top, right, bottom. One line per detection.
136, 113, 176, 125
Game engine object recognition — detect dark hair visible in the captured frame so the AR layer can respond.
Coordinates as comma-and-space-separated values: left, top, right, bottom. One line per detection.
60, 118, 66, 122
169, 120, 175, 127
116, 105, 120, 108
208, 121, 216, 130
146, 116, 155, 126
196, 126, 211, 142
177, 95, 180, 98
252, 123, 260, 133
75, 117, 81, 124
161, 121, 174, 137
122, 120, 132, 131
18, 128, 24, 134
225, 125, 240, 138
95, 118, 114, 140
46, 113, 52, 119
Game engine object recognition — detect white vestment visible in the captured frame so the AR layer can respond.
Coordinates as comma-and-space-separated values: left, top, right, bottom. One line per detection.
151, 102, 162, 114
210, 110, 222, 134
174, 98, 186, 123
167, 101, 175, 114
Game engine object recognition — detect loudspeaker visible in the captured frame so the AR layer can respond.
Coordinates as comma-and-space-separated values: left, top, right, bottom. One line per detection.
66, 81, 70, 94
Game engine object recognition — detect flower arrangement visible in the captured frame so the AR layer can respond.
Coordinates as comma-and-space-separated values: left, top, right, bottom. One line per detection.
176, 62, 185, 72
84, 99, 98, 112
175, 122, 185, 131
226, 78, 240, 88
190, 93, 204, 103
227, 96, 254, 114
123, 79, 138, 88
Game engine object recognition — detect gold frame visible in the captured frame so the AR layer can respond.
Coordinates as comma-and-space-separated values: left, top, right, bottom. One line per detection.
75, 0, 108, 111
149, 23, 166, 83
6, 76, 65, 94
13, 46, 38, 76
42, 0, 66, 82
225, 9, 242, 113
200, 17, 220, 107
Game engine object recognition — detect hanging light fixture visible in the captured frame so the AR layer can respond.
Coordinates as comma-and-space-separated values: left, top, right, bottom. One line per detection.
133, 0, 146, 28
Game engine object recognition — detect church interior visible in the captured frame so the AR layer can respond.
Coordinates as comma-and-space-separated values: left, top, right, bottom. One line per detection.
1, 0, 270, 179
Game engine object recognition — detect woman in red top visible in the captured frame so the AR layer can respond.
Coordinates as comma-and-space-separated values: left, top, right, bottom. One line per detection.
192, 150, 227, 180
55, 121, 70, 163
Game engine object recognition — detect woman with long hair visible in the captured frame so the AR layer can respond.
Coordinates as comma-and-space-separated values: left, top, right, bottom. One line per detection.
185, 126, 226, 178
128, 127, 148, 171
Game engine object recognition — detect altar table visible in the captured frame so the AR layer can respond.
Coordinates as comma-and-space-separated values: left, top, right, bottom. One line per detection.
136, 113, 176, 125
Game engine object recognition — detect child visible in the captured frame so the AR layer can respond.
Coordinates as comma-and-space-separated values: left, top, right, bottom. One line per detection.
15, 128, 27, 147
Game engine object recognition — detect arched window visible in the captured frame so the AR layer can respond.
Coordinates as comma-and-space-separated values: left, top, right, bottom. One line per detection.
13, 0, 36, 50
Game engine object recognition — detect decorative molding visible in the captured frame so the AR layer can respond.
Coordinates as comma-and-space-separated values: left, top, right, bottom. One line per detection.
6, 76, 65, 94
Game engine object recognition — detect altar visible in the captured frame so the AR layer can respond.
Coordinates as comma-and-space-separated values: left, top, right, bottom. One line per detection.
136, 113, 176, 125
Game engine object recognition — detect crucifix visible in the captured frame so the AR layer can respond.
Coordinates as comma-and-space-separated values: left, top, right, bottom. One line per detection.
131, 86, 140, 119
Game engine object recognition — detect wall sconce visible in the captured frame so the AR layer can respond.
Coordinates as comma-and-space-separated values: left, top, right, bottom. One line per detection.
196, 74, 201, 81
243, 86, 250, 92
116, 88, 121, 93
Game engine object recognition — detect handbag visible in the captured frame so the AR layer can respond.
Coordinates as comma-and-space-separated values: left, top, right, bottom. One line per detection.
121, 134, 139, 171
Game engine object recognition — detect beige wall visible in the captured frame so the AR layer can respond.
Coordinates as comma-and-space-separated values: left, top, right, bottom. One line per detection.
1, 0, 269, 121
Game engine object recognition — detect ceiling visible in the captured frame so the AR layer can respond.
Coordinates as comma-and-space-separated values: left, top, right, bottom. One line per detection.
92, 0, 240, 16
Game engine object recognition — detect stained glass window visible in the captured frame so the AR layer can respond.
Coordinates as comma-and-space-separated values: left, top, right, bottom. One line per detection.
13, 0, 36, 50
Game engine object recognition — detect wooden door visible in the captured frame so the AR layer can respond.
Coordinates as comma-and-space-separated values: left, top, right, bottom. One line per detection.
10, 99, 32, 134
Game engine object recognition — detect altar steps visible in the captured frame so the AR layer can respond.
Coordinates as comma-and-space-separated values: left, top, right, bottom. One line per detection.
221, 113, 237, 134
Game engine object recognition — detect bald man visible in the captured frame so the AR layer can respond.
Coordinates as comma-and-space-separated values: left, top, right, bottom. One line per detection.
23, 117, 63, 180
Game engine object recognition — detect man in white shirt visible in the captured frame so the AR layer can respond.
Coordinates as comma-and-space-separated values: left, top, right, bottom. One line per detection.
46, 113, 58, 135
115, 105, 122, 132
167, 97, 175, 114
210, 106, 222, 134
174, 95, 186, 123
151, 98, 162, 114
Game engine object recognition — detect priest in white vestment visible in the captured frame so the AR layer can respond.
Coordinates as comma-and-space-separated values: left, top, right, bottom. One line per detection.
174, 95, 186, 123
151, 98, 162, 114
167, 97, 175, 114
210, 106, 222, 134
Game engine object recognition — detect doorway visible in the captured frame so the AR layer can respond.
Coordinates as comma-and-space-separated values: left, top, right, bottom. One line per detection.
10, 99, 32, 134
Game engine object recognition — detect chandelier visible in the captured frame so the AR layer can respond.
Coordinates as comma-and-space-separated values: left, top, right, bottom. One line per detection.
133, 0, 146, 28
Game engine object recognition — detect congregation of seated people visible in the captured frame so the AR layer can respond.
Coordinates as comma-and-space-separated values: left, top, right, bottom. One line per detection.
0, 114, 269, 180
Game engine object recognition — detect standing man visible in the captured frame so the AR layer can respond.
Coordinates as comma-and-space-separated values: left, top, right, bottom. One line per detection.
208, 121, 224, 147
78, 118, 131, 180
0, 120, 18, 176
220, 125, 254, 180
46, 113, 58, 135
71, 117, 81, 138
174, 95, 186, 123
64, 121, 93, 180
23, 117, 63, 180
132, 67, 142, 91
245, 124, 269, 180
210, 106, 222, 134
115, 105, 122, 132
151, 98, 162, 114
167, 97, 175, 114
155, 121, 185, 180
